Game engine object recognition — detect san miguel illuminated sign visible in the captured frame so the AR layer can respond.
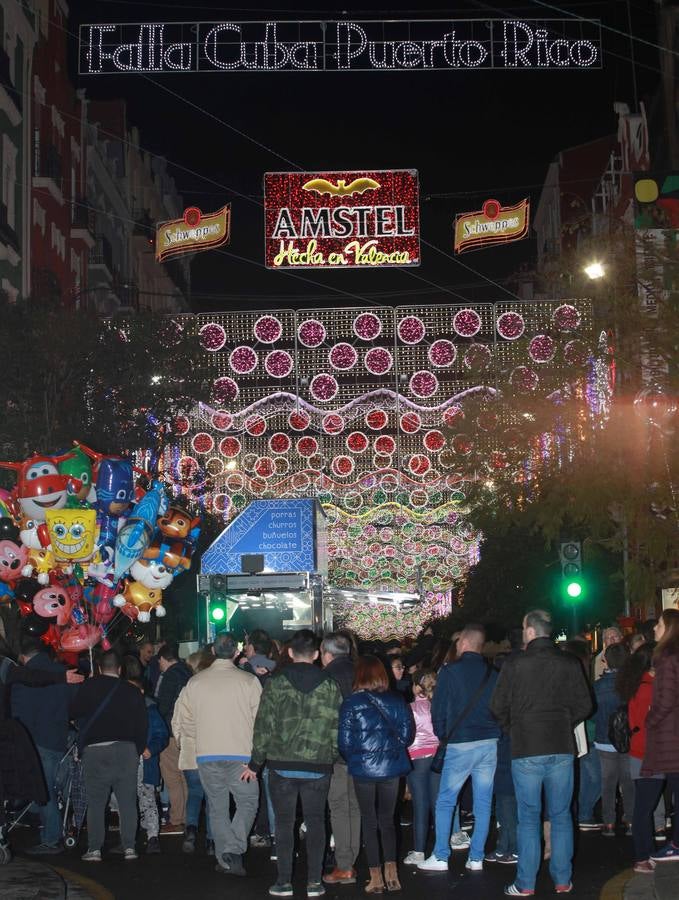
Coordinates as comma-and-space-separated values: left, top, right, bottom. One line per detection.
264, 170, 420, 270
80, 19, 602, 74
454, 199, 530, 254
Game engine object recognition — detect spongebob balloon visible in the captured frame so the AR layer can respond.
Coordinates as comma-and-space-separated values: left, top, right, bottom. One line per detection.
45, 509, 97, 567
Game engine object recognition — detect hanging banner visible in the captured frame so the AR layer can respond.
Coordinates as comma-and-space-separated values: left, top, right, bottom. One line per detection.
454, 198, 530, 254
80, 19, 602, 74
156, 205, 231, 262
264, 169, 420, 269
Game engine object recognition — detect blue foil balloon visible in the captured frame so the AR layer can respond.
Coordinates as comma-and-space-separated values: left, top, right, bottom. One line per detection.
113, 481, 165, 580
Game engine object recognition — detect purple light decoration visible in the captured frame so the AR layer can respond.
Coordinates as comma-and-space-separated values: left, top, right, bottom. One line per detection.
329, 343, 358, 371
398, 315, 426, 344
553, 303, 582, 332
453, 308, 482, 338
254, 315, 283, 344
496, 311, 525, 341
310, 373, 339, 402
298, 319, 327, 347
409, 370, 439, 399
353, 312, 383, 341
199, 322, 226, 351
229, 345, 258, 374
528, 334, 557, 363
428, 339, 457, 367
265, 349, 294, 378
364, 347, 393, 375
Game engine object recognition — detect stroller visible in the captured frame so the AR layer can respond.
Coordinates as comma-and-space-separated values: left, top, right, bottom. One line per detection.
0, 719, 48, 865
57, 741, 87, 849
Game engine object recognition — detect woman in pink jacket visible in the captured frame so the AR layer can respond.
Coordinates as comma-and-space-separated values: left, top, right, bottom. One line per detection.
404, 671, 440, 865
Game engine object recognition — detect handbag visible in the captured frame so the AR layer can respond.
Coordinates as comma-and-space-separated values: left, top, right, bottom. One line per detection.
430, 663, 493, 774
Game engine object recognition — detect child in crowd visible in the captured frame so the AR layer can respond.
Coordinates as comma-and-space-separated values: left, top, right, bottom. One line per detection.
130, 676, 169, 854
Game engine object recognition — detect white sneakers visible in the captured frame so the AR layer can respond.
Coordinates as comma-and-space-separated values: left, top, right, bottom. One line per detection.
403, 850, 425, 866
465, 859, 483, 871
417, 854, 448, 871
450, 831, 471, 851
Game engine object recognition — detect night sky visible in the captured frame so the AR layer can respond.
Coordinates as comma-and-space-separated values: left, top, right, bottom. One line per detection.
69, 1, 660, 312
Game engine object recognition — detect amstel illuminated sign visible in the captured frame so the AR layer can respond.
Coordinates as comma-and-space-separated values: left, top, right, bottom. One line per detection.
264, 170, 420, 270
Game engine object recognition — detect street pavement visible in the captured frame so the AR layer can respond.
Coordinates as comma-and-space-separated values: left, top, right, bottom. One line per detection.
7, 824, 677, 900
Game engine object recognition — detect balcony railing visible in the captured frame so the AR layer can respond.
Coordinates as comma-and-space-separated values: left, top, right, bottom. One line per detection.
0, 202, 19, 254
0, 47, 21, 113
89, 235, 114, 274
34, 145, 63, 192
71, 202, 96, 232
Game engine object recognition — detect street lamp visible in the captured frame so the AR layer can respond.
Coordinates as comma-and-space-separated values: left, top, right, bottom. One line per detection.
584, 261, 606, 280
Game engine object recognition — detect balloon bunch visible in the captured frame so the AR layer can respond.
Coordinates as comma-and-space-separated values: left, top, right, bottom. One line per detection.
0, 443, 200, 657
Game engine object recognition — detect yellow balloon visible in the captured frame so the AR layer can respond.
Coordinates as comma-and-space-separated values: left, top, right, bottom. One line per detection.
46, 508, 97, 563
635, 179, 659, 204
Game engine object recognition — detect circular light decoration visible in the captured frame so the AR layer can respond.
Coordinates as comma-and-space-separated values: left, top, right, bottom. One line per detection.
365, 409, 388, 431
353, 312, 383, 341
374, 435, 396, 455
179, 456, 199, 478
297, 318, 326, 348
424, 430, 445, 452
158, 319, 183, 349
553, 303, 582, 332
310, 373, 338, 402
226, 472, 245, 491
212, 376, 239, 403
496, 311, 525, 341
463, 343, 491, 371
250, 477, 267, 494
288, 410, 310, 431
211, 410, 232, 432
511, 366, 539, 393
529, 334, 557, 363
173, 415, 190, 436
400, 411, 422, 433
329, 342, 358, 371
242, 453, 257, 473
564, 339, 589, 366
296, 436, 319, 457
265, 349, 294, 379
269, 432, 291, 454
292, 472, 311, 492
254, 314, 283, 344
274, 457, 290, 475
442, 405, 465, 427
364, 347, 393, 376
205, 457, 224, 477
229, 345, 258, 375
410, 489, 429, 509
397, 315, 426, 345
373, 453, 393, 470
410, 370, 439, 399
428, 339, 457, 368
213, 493, 230, 514
453, 308, 482, 338
346, 431, 368, 454
322, 413, 344, 434
331, 455, 355, 477
477, 410, 499, 432
199, 322, 226, 351
452, 434, 474, 455
490, 451, 509, 470
255, 456, 275, 478
244, 415, 267, 436
192, 432, 214, 455
219, 436, 241, 458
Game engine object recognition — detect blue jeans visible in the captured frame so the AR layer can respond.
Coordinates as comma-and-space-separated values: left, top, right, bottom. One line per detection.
36, 746, 63, 847
184, 769, 212, 839
495, 793, 518, 855
433, 739, 497, 862
407, 756, 441, 853
263, 767, 275, 837
577, 748, 601, 823
512, 754, 574, 891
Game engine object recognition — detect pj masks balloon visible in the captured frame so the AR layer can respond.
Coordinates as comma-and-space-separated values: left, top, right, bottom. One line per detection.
58, 448, 93, 505
95, 458, 135, 518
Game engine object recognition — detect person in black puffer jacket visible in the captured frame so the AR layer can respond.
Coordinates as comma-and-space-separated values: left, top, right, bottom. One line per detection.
339, 655, 414, 894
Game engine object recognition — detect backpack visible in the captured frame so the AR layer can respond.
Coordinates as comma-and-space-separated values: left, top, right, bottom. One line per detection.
608, 704, 637, 753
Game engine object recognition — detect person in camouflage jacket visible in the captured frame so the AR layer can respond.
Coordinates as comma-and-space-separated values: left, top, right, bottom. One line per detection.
244, 630, 342, 897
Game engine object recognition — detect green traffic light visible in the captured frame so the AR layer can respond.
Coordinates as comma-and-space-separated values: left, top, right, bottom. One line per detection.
211, 607, 225, 622
566, 581, 583, 599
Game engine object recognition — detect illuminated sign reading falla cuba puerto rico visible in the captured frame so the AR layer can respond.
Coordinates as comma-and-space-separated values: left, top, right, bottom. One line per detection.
264, 171, 421, 270
80, 19, 602, 74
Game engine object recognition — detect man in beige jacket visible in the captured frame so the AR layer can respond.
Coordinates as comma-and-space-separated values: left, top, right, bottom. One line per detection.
172, 632, 262, 877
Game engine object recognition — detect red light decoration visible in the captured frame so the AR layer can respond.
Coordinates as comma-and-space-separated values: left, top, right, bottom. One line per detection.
353, 312, 383, 340
212, 376, 239, 403
398, 315, 426, 344
409, 370, 439, 398
179, 456, 199, 477
428, 339, 457, 367
192, 432, 214, 454
173, 415, 190, 435
255, 457, 275, 478
423, 430, 446, 452
364, 347, 393, 375
213, 493, 229, 513
199, 322, 226, 351
331, 455, 355, 477
288, 410, 310, 431
374, 435, 396, 454
346, 432, 369, 453
184, 206, 202, 228
452, 434, 474, 455
219, 436, 241, 457
553, 303, 581, 332
496, 311, 525, 340
409, 453, 431, 475
329, 343, 358, 370
297, 318, 327, 347
453, 308, 482, 338
400, 411, 422, 433
211, 410, 233, 431
528, 334, 557, 363
269, 432, 291, 454
310, 373, 339, 402
476, 410, 499, 432
365, 409, 388, 430
265, 349, 294, 378
322, 413, 345, 434
254, 314, 283, 343
442, 404, 464, 426
229, 345, 258, 374
245, 415, 267, 436
297, 436, 319, 457
511, 366, 539, 393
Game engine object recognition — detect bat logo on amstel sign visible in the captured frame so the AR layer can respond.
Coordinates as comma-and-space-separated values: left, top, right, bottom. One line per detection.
264, 170, 420, 270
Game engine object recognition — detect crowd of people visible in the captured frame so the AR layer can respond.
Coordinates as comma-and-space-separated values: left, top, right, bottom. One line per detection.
1, 607, 678, 897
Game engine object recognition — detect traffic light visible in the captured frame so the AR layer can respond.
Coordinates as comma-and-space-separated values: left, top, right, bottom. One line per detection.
210, 575, 227, 623
559, 541, 584, 601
